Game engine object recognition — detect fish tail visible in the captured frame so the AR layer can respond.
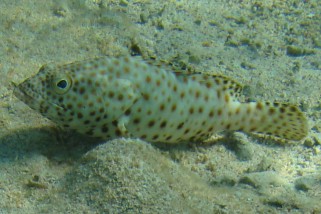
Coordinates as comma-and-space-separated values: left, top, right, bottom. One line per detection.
228, 101, 308, 141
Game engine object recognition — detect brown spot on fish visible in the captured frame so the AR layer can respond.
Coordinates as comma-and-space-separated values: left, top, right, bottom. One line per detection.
148, 120, 155, 127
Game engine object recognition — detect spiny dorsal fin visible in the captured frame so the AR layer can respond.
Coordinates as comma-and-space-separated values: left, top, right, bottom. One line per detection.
144, 55, 197, 73
144, 56, 243, 97
174, 71, 243, 98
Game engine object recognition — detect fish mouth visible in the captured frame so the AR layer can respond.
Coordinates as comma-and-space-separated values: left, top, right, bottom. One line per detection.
13, 83, 35, 105
13, 82, 66, 112
13, 82, 46, 113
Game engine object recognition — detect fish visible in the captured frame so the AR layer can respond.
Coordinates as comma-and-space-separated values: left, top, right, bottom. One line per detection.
13, 56, 308, 143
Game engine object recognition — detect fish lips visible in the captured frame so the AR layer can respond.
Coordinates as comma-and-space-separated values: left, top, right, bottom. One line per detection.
13, 83, 35, 106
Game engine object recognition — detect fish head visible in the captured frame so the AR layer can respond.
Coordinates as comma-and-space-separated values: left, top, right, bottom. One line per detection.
13, 62, 105, 128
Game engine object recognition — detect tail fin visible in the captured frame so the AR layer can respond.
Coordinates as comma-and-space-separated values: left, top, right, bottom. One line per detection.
229, 101, 308, 141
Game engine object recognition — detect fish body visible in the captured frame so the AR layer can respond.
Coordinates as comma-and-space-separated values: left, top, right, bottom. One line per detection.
14, 56, 308, 142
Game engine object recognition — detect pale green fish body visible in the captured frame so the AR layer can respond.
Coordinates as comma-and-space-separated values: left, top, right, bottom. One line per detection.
14, 56, 308, 142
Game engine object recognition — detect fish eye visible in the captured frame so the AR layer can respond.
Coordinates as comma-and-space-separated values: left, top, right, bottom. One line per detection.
53, 75, 72, 94
57, 80, 67, 89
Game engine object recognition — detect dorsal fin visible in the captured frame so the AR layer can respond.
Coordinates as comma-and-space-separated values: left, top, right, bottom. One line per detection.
143, 56, 243, 97
174, 71, 243, 98
144, 57, 191, 72
144, 56, 197, 73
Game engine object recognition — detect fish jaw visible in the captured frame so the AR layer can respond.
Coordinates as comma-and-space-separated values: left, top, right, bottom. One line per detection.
14, 80, 41, 111
13, 77, 66, 120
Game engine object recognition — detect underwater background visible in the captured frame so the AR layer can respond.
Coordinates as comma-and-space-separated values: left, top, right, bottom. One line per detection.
0, 0, 321, 213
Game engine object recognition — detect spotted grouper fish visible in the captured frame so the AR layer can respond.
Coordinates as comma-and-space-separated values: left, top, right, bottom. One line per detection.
14, 56, 308, 142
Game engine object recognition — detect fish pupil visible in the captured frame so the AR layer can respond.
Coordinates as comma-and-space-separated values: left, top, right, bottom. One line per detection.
57, 80, 67, 89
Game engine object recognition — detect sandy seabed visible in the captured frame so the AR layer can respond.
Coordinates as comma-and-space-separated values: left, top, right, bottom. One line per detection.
1, 0, 321, 213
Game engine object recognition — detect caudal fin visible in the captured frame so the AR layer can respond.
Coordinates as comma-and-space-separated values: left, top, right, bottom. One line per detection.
230, 101, 308, 141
